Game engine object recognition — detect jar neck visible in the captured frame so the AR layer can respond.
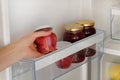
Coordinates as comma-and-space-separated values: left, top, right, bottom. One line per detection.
66, 30, 83, 33
83, 25, 94, 29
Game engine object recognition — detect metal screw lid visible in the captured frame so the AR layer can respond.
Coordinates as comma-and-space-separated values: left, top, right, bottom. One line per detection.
64, 24, 83, 31
76, 20, 95, 27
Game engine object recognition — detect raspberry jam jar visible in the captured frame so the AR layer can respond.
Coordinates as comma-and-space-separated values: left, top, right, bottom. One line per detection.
63, 24, 85, 42
76, 20, 96, 37
76, 20, 96, 57
56, 55, 73, 69
63, 24, 86, 63
72, 49, 86, 63
34, 27, 57, 54
55, 41, 73, 69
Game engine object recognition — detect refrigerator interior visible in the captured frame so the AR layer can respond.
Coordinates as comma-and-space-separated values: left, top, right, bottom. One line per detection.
0, 0, 93, 80
0, 0, 120, 80
12, 29, 104, 80
7, 1, 94, 79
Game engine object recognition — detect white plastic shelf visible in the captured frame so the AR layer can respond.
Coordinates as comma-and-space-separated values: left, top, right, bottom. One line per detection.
35, 52, 103, 80
54, 52, 103, 80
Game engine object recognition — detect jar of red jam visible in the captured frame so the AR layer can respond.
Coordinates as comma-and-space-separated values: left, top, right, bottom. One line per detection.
72, 49, 86, 63
55, 41, 73, 69
34, 26, 57, 54
76, 20, 96, 37
85, 47, 96, 57
63, 24, 86, 63
76, 20, 96, 57
63, 24, 85, 42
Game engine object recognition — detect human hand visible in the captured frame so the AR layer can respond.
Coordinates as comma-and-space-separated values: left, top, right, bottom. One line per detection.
11, 30, 52, 59
0, 29, 52, 71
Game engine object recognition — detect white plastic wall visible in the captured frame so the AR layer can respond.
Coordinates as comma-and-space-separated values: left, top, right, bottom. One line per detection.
8, 0, 94, 41
8, 0, 83, 41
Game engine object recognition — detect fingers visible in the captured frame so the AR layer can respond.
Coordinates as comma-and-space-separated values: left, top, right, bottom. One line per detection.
34, 31, 51, 37
29, 44, 44, 58
18, 28, 52, 59
31, 30, 52, 41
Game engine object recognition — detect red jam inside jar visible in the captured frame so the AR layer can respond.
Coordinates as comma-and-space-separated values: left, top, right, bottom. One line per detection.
34, 27, 57, 54
55, 41, 73, 69
85, 47, 96, 57
72, 49, 86, 63
83, 25, 96, 37
56, 55, 73, 69
63, 24, 86, 63
76, 20, 96, 57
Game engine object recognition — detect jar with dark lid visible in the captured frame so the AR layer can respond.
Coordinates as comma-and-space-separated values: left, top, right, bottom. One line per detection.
63, 24, 86, 63
76, 20, 96, 57
76, 20, 96, 37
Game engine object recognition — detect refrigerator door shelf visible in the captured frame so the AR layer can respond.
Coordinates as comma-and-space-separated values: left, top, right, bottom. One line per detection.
12, 29, 104, 80
110, 5, 120, 40
105, 37, 120, 56
34, 29, 104, 71
52, 52, 103, 80
12, 59, 35, 80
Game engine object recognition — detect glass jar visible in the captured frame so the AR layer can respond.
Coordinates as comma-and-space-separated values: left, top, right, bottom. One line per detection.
76, 20, 96, 57
76, 20, 96, 37
63, 24, 85, 42
72, 49, 86, 63
56, 55, 73, 69
63, 24, 86, 63
55, 41, 73, 69
34, 27, 57, 54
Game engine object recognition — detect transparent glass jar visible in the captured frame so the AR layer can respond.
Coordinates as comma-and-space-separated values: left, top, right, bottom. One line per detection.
76, 20, 96, 37
55, 41, 73, 69
76, 20, 96, 57
63, 24, 86, 63
63, 24, 85, 42
34, 27, 57, 54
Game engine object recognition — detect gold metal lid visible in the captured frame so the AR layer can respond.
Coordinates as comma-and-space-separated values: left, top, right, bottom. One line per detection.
76, 20, 95, 27
64, 24, 83, 31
